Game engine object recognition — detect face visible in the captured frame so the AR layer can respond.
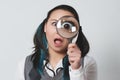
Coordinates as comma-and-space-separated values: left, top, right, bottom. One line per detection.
44, 9, 74, 54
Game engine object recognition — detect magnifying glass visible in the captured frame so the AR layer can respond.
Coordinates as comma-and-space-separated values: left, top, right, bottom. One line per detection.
56, 16, 79, 43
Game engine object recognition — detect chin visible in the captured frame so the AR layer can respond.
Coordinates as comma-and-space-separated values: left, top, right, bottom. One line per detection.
54, 48, 67, 54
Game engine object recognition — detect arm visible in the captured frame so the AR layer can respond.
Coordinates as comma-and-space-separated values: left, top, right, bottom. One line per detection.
67, 43, 97, 80
84, 57, 97, 80
69, 56, 97, 80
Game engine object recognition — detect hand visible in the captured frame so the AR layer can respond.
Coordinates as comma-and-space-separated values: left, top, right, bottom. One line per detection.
67, 43, 82, 70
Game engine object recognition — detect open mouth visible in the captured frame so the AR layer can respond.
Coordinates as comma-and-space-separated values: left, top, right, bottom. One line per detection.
54, 38, 63, 46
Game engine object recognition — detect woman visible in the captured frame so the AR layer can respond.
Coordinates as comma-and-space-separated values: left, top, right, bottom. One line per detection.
17, 4, 97, 80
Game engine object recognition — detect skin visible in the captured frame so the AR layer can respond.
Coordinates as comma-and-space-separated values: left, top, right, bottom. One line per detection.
44, 9, 81, 70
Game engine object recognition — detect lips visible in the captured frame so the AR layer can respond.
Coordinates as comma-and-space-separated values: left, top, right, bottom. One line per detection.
54, 38, 63, 47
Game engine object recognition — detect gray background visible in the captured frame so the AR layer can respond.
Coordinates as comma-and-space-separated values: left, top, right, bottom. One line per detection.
0, 0, 120, 80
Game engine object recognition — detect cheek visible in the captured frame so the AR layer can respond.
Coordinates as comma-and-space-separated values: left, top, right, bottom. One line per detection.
45, 28, 55, 42
45, 23, 56, 33
63, 38, 69, 46
46, 31, 52, 40
46, 28, 55, 37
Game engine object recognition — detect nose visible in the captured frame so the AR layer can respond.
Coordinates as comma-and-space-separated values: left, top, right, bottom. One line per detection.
55, 26, 58, 34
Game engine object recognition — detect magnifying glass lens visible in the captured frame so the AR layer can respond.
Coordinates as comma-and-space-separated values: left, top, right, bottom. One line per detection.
56, 16, 79, 38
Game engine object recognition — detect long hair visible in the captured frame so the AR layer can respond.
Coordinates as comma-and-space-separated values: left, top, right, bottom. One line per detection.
31, 4, 89, 80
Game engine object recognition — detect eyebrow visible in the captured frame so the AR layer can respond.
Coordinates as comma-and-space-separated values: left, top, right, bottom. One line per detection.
49, 19, 58, 22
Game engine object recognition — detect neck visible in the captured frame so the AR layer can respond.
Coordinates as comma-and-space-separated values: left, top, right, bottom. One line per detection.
48, 48, 66, 69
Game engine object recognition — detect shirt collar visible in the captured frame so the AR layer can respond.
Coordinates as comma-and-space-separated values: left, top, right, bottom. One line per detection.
43, 59, 63, 77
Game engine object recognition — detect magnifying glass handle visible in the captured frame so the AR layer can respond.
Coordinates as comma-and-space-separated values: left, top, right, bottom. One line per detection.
68, 38, 72, 43
68, 33, 78, 43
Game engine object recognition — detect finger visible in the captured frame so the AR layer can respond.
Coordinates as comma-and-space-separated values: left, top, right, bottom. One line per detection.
68, 55, 80, 60
68, 44, 80, 53
67, 48, 81, 56
68, 51, 81, 61
68, 43, 76, 49
69, 56, 81, 63
68, 56, 80, 64
68, 56, 75, 63
67, 47, 73, 55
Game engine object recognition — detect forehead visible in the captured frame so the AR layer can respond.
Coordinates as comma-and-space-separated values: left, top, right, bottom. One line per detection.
49, 9, 74, 20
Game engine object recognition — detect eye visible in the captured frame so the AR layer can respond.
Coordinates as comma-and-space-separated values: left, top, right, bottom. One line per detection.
52, 22, 57, 26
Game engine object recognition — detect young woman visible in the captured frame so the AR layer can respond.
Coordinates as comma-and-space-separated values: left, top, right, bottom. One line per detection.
17, 4, 97, 80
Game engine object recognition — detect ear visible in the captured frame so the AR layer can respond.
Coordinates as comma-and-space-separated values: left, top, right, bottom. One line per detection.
44, 23, 46, 32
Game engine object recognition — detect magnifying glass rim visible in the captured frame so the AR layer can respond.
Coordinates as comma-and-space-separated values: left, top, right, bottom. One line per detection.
56, 16, 79, 39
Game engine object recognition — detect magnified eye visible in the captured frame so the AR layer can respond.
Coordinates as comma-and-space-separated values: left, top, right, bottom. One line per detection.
63, 23, 71, 29
62, 21, 74, 32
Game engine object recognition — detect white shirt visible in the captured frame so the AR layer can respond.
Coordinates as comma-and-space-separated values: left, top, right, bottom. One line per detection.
15, 55, 97, 80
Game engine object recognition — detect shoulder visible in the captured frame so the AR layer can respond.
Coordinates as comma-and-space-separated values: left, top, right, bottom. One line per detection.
17, 54, 33, 71
15, 54, 34, 80
84, 55, 97, 68
24, 54, 34, 69
25, 54, 33, 63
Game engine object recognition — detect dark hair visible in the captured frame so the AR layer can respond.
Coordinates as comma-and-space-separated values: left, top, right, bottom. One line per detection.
32, 4, 89, 80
